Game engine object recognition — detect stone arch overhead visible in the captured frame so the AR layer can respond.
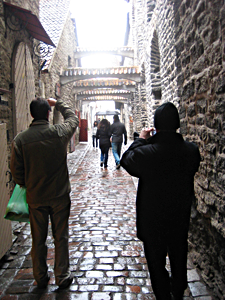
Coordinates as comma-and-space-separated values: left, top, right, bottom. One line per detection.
60, 67, 142, 107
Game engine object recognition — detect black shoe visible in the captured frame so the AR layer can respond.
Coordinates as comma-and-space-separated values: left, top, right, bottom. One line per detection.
37, 276, 50, 289
58, 277, 73, 289
116, 163, 120, 169
104, 165, 108, 168
100, 162, 103, 167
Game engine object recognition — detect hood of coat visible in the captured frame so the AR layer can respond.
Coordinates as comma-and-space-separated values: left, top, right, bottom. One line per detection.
154, 102, 180, 131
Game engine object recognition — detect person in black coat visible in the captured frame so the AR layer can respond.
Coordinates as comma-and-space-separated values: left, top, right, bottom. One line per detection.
96, 119, 111, 168
110, 115, 127, 169
120, 102, 201, 300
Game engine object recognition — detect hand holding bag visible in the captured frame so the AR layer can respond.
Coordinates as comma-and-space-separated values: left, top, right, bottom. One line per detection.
4, 184, 29, 223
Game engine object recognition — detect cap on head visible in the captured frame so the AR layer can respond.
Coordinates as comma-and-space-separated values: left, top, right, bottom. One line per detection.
113, 115, 119, 122
154, 102, 180, 130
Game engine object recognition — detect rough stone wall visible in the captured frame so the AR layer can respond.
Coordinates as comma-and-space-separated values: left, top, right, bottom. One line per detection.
131, 0, 225, 297
131, 0, 178, 132
0, 0, 39, 155
174, 0, 225, 298
40, 13, 80, 147
131, 0, 149, 132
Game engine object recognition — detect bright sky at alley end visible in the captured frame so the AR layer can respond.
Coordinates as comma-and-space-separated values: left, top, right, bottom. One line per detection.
70, 0, 129, 67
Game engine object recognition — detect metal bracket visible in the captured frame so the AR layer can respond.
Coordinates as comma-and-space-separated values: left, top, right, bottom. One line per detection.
33, 42, 51, 59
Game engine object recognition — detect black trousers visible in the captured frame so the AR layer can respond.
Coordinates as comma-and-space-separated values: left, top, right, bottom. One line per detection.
143, 224, 189, 300
92, 135, 98, 147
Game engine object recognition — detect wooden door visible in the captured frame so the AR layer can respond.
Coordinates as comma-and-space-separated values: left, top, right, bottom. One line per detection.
79, 119, 88, 142
12, 42, 35, 135
0, 124, 12, 259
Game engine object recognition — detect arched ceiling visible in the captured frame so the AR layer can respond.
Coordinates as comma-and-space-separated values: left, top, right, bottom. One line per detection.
60, 48, 143, 105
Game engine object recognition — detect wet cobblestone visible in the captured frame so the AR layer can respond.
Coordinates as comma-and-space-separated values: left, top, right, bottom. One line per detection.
0, 142, 214, 299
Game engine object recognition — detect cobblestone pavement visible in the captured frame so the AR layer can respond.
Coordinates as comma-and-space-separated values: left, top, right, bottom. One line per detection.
0, 141, 214, 299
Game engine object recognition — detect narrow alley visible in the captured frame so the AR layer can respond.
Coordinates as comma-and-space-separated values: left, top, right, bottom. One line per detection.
0, 141, 213, 300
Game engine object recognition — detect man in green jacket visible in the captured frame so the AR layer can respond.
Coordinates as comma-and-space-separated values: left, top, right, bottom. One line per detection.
10, 97, 79, 289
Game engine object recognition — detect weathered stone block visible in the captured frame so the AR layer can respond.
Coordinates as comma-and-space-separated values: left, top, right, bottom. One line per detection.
175, 38, 184, 57
186, 29, 196, 49
196, 114, 205, 125
205, 143, 217, 156
177, 73, 184, 86
216, 72, 225, 95
214, 196, 225, 214
195, 75, 209, 94
187, 102, 196, 117
211, 217, 225, 238
188, 124, 196, 135
196, 174, 209, 190
184, 67, 190, 81
197, 14, 210, 33
205, 115, 221, 130
175, 58, 182, 73
197, 198, 209, 215
181, 54, 190, 68
192, 0, 206, 23
215, 154, 225, 172
196, 98, 207, 114
182, 80, 195, 100
197, 125, 207, 141
192, 56, 207, 75
178, 104, 186, 119
204, 191, 217, 206
180, 118, 188, 135
209, 180, 224, 198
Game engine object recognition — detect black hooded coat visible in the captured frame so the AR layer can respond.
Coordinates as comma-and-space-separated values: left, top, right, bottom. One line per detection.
120, 103, 201, 242
120, 132, 200, 241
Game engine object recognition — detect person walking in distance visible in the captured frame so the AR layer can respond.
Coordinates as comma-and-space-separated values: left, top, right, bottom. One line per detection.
92, 120, 98, 149
120, 102, 201, 300
110, 114, 127, 169
96, 119, 111, 168
10, 97, 79, 289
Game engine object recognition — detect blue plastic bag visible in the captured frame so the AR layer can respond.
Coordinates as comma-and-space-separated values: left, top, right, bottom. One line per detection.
4, 184, 29, 223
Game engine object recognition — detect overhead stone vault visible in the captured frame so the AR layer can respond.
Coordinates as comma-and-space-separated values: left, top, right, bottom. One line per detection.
60, 47, 144, 137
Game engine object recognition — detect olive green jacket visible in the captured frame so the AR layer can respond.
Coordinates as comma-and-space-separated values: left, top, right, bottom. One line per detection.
10, 100, 79, 207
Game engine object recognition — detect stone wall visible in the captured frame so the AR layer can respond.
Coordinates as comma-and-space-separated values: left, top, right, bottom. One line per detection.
131, 0, 178, 131
130, 0, 225, 298
174, 0, 225, 298
0, 0, 39, 156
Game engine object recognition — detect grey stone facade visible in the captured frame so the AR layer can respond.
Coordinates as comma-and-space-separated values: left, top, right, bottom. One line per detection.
130, 0, 225, 298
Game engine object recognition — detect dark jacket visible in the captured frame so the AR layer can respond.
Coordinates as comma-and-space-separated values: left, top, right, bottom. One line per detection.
10, 99, 79, 207
120, 132, 201, 241
96, 127, 111, 150
110, 121, 127, 144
